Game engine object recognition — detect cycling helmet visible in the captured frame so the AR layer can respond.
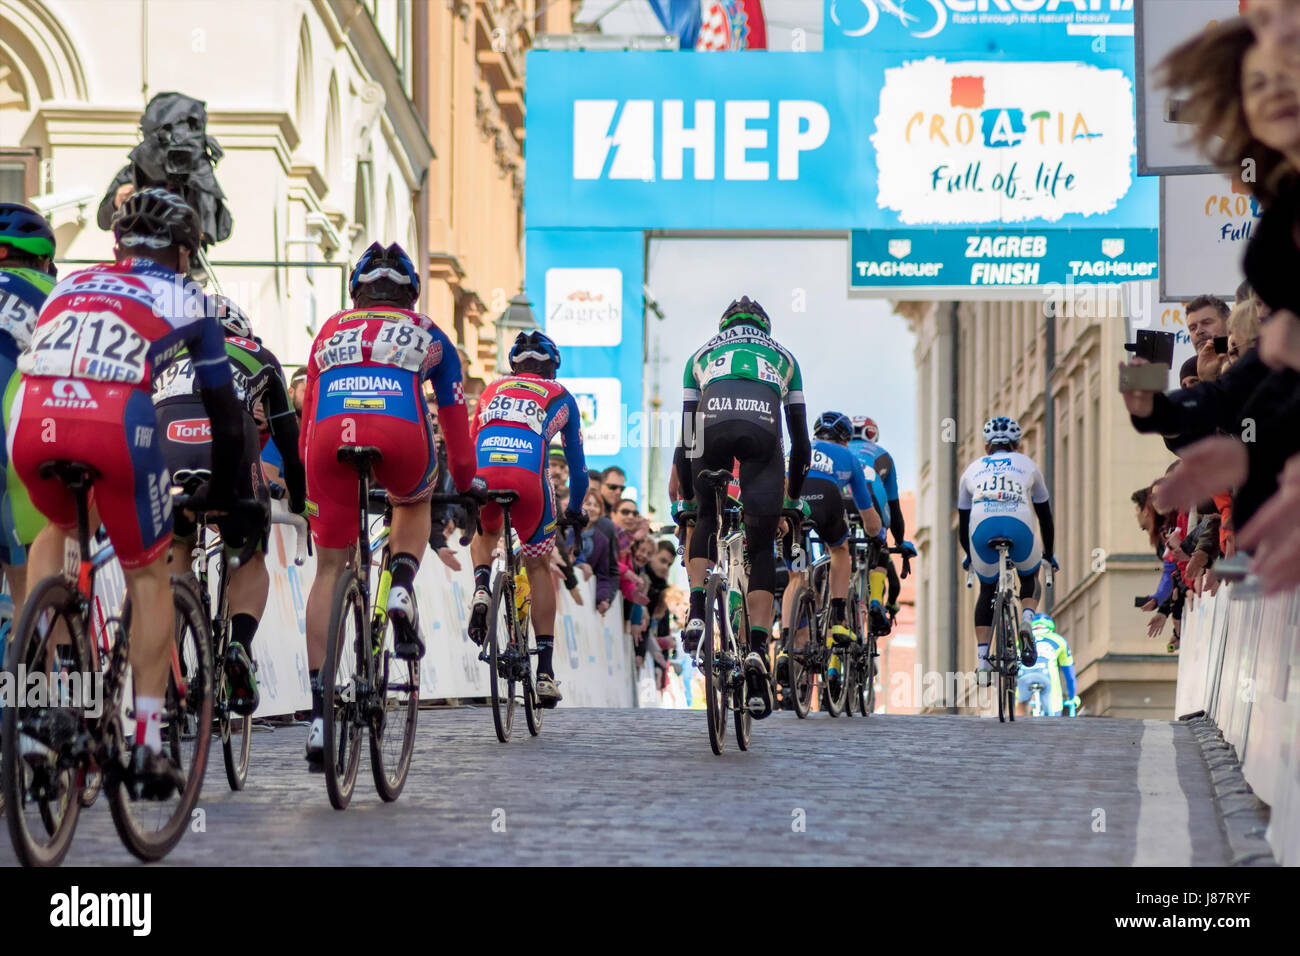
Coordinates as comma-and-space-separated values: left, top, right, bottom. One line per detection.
212, 295, 253, 338
982, 416, 1022, 448
0, 203, 55, 259
349, 241, 420, 303
719, 296, 771, 335
813, 410, 853, 444
1032, 613, 1056, 633
509, 329, 561, 377
852, 416, 879, 442
112, 187, 201, 252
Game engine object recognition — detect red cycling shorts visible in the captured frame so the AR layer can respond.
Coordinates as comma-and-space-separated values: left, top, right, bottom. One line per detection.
304, 411, 435, 549
476, 464, 556, 559
10, 378, 173, 570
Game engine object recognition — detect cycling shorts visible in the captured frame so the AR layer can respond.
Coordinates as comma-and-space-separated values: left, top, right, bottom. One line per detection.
780, 476, 847, 570
157, 401, 268, 551
970, 513, 1040, 584
476, 453, 557, 559
10, 379, 172, 570
304, 368, 436, 550
690, 381, 784, 518
1015, 661, 1060, 714
0, 356, 45, 564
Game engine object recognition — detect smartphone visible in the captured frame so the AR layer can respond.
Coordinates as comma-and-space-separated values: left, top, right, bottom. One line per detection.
1123, 329, 1177, 366
1213, 335, 1229, 355
1134, 595, 1149, 608
1119, 362, 1169, 391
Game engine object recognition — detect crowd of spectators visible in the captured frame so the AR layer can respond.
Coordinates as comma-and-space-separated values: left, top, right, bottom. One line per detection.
1120, 6, 1300, 637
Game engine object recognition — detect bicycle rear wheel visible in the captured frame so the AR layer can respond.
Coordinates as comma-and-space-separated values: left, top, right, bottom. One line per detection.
222, 711, 252, 791
785, 587, 815, 719
522, 613, 543, 737
702, 576, 728, 755
321, 572, 364, 809
819, 592, 847, 718
109, 578, 213, 862
1, 576, 90, 867
994, 596, 1017, 723
486, 573, 518, 743
370, 602, 419, 801
732, 593, 752, 751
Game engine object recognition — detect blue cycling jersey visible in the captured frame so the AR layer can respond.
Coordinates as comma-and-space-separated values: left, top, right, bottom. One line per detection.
808, 438, 874, 510
849, 438, 899, 503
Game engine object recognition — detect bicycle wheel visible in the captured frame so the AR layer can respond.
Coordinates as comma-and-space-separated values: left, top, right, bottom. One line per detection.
819, 593, 847, 718
221, 703, 252, 792
844, 586, 865, 716
370, 600, 420, 801
702, 576, 729, 755
486, 573, 518, 743
321, 572, 364, 809
733, 592, 753, 751
1, 576, 91, 867
994, 595, 1016, 723
109, 578, 213, 862
785, 587, 815, 719
521, 609, 543, 737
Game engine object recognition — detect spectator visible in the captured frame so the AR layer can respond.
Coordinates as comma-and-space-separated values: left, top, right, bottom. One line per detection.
289, 365, 308, 418
599, 465, 627, 516
578, 487, 618, 614
1178, 355, 1200, 389
1181, 295, 1231, 383
1225, 298, 1262, 372
548, 446, 568, 489
1133, 482, 1187, 649
614, 497, 640, 534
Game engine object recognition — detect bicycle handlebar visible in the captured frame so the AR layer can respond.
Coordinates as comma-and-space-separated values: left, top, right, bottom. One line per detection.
428, 492, 481, 547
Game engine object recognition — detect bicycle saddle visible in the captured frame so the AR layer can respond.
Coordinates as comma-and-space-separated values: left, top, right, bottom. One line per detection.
986, 536, 1015, 550
488, 489, 519, 506
337, 445, 383, 472
171, 468, 211, 495
696, 469, 733, 488
37, 460, 101, 488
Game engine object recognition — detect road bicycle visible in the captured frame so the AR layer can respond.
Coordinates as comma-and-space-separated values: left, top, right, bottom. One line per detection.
844, 534, 909, 717
176, 471, 308, 790
1, 460, 213, 866
319, 445, 472, 810
475, 489, 580, 743
678, 468, 758, 755
782, 517, 848, 719
966, 539, 1054, 723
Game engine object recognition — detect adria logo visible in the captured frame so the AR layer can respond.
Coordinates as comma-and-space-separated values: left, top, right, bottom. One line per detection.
572, 99, 829, 182
42, 378, 98, 410
167, 419, 212, 443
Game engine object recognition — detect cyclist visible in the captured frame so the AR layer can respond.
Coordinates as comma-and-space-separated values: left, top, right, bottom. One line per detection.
466, 330, 588, 707
11, 188, 244, 797
0, 203, 57, 613
153, 294, 307, 714
956, 416, 1057, 676
849, 415, 915, 632
775, 411, 881, 685
300, 241, 475, 768
1015, 614, 1078, 717
672, 296, 810, 720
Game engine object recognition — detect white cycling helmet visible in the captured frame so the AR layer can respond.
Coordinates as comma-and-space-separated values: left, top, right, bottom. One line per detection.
983, 416, 1021, 448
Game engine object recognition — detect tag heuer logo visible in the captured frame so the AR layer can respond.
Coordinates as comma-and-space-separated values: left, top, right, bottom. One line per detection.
888, 239, 911, 260
1101, 238, 1125, 259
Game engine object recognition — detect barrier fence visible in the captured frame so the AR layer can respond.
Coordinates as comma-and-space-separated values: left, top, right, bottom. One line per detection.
1176, 581, 1300, 865
90, 501, 636, 715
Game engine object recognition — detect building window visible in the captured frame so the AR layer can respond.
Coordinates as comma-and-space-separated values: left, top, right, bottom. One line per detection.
0, 149, 37, 204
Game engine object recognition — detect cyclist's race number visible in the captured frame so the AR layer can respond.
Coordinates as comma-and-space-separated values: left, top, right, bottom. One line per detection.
479, 394, 545, 434
370, 322, 433, 371
22, 309, 147, 384
973, 474, 1026, 506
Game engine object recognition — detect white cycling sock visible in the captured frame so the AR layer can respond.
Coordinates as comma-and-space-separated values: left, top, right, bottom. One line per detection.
135, 696, 165, 752
976, 643, 990, 670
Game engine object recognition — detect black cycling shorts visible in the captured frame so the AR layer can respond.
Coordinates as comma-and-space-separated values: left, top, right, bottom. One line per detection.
157, 401, 268, 550
689, 380, 784, 518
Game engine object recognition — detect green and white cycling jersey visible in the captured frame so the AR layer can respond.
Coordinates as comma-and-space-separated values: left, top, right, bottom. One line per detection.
682, 325, 804, 407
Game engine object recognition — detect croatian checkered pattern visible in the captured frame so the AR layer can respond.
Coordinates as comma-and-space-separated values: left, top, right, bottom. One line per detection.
696, 2, 731, 50
520, 536, 555, 559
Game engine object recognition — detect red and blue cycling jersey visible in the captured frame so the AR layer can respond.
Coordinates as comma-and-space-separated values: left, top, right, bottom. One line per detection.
300, 306, 474, 548
472, 374, 587, 552
10, 258, 233, 567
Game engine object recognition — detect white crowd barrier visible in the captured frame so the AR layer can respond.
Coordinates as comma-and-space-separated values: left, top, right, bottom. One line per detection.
1177, 582, 1300, 865
89, 502, 636, 715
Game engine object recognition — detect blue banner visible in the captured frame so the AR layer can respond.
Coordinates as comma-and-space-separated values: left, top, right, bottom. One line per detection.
524, 49, 1155, 232
823, 0, 1133, 55
849, 226, 1157, 290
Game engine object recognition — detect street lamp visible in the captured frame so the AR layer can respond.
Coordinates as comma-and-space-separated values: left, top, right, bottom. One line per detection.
494, 290, 539, 374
